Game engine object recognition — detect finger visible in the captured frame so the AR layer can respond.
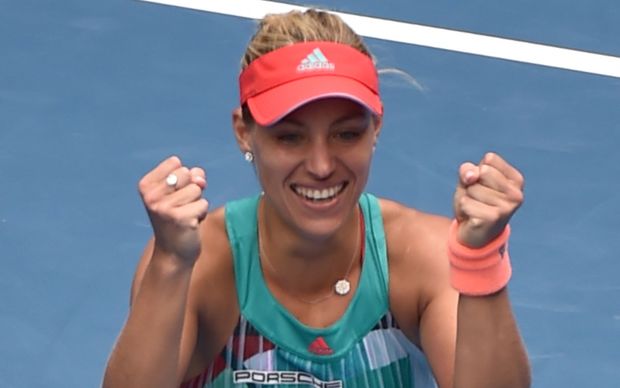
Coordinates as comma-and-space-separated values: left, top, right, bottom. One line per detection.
478, 164, 524, 204
465, 184, 506, 207
189, 167, 207, 190
457, 195, 502, 224
476, 163, 512, 193
140, 156, 182, 188
480, 152, 524, 188
142, 166, 190, 206
162, 181, 204, 208
161, 166, 192, 193
165, 166, 208, 192
169, 198, 210, 229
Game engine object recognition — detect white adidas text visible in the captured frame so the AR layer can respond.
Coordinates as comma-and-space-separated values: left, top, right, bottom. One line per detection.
297, 62, 335, 71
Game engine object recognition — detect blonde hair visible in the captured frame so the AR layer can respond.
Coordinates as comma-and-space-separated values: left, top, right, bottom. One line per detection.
241, 9, 372, 69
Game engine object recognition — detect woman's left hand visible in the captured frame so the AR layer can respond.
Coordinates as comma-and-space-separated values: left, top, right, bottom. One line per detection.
453, 152, 525, 248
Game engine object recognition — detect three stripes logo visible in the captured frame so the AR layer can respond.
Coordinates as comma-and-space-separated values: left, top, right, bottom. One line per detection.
297, 48, 335, 71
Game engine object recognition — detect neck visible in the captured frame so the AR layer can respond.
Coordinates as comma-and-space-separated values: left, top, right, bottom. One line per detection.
258, 197, 362, 299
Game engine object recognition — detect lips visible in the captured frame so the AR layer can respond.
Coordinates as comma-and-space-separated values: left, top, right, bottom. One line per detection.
291, 182, 347, 202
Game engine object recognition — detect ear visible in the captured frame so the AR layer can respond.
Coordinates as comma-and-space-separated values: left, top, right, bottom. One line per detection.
232, 107, 253, 153
372, 114, 383, 145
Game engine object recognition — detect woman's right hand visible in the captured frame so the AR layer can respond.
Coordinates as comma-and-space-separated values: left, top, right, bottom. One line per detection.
138, 156, 209, 265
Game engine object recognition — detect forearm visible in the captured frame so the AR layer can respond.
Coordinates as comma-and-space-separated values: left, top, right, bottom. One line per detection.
454, 288, 530, 388
103, 251, 193, 388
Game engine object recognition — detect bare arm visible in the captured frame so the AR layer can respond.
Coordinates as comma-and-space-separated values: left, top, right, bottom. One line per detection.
451, 153, 530, 387
103, 156, 208, 388
420, 282, 529, 388
394, 153, 530, 387
424, 152, 530, 387
103, 241, 198, 387
384, 200, 456, 387
454, 290, 530, 387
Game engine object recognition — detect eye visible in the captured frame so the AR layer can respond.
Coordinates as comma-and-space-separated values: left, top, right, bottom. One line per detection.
334, 129, 363, 142
276, 132, 303, 144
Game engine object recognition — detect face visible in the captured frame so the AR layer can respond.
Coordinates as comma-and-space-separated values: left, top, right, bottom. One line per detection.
236, 98, 381, 238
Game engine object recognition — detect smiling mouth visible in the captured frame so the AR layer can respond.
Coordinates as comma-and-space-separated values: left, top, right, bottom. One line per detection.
291, 182, 347, 202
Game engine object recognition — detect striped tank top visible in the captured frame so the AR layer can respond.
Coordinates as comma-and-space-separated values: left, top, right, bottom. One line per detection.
181, 193, 437, 387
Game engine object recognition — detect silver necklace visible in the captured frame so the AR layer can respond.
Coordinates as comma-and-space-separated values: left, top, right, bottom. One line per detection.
258, 204, 362, 305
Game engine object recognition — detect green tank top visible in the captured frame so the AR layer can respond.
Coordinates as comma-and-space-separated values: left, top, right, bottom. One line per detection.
181, 193, 437, 388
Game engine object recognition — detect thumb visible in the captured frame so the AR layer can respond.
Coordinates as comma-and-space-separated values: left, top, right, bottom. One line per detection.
458, 162, 480, 187
454, 162, 479, 224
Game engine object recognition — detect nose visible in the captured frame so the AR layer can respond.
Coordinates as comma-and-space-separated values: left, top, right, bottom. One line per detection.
305, 139, 335, 179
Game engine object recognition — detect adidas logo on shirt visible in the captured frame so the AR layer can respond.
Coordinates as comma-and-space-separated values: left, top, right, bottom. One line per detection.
297, 48, 335, 71
308, 336, 334, 355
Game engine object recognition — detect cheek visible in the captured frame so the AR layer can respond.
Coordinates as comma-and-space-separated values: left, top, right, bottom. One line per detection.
353, 156, 373, 183
343, 145, 374, 171
254, 152, 295, 187
336, 151, 373, 193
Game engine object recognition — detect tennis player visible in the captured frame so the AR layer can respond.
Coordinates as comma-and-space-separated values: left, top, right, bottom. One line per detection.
104, 9, 530, 388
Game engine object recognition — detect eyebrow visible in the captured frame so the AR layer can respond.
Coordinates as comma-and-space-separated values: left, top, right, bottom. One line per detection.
276, 111, 370, 129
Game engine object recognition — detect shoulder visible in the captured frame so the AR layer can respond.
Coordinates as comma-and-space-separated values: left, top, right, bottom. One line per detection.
378, 197, 451, 254
195, 194, 257, 267
375, 197, 453, 337
192, 194, 259, 305
192, 205, 235, 301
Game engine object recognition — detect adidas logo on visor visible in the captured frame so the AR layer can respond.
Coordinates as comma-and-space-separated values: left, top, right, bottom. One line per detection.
297, 48, 335, 71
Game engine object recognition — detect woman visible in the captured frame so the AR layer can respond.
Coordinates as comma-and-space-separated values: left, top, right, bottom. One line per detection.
103, 9, 530, 388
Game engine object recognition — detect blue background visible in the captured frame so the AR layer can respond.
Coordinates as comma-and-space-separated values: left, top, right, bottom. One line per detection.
1, 0, 619, 386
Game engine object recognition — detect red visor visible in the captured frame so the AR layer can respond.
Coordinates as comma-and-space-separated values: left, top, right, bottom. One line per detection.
239, 41, 383, 126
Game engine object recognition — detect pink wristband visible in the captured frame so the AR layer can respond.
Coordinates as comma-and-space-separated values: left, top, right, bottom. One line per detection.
448, 220, 512, 296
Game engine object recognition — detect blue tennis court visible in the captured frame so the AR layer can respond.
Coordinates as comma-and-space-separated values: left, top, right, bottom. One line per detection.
2, 0, 619, 386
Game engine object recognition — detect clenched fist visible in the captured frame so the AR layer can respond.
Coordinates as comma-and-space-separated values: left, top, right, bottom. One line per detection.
138, 156, 209, 263
453, 152, 524, 248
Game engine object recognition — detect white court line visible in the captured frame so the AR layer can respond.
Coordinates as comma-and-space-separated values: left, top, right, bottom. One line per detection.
140, 0, 620, 79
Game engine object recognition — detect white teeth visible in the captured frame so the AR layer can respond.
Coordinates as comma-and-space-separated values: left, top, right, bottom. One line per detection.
294, 184, 344, 201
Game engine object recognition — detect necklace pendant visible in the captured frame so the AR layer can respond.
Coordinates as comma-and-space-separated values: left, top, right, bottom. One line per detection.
334, 279, 351, 296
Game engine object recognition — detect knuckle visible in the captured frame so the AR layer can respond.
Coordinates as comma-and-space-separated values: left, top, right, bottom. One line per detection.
187, 184, 202, 198
175, 167, 190, 183
459, 196, 469, 208
138, 177, 149, 194
188, 219, 199, 229
142, 191, 158, 206
168, 155, 181, 167
191, 167, 206, 177
149, 202, 162, 214
506, 185, 524, 204
150, 202, 170, 216
465, 185, 478, 196
479, 164, 491, 179
484, 152, 496, 163
514, 189, 524, 203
